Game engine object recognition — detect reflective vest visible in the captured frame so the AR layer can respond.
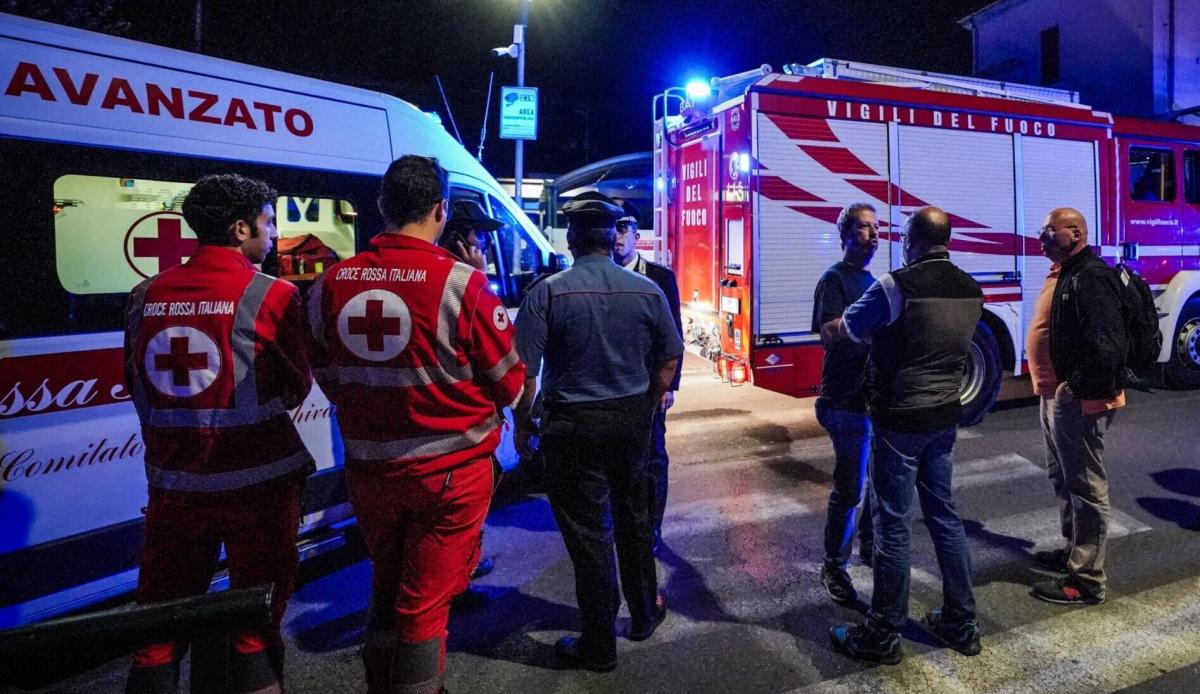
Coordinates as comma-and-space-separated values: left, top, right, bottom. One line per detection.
124, 246, 315, 495
307, 232, 525, 475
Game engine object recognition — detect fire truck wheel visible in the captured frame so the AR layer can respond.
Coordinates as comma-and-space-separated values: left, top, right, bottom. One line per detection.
958, 321, 1002, 428
1163, 302, 1200, 390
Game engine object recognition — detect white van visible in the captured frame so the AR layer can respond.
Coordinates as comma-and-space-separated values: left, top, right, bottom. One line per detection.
0, 12, 553, 627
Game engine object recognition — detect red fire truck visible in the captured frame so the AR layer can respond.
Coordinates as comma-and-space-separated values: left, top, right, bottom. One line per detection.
653, 59, 1200, 424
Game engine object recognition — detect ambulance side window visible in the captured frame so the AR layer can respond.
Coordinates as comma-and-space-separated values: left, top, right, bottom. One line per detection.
0, 138, 380, 340
273, 197, 358, 281
488, 195, 539, 275
1129, 146, 1175, 202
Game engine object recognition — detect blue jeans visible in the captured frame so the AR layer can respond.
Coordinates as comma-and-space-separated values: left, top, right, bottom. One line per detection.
816, 402, 873, 568
868, 425, 976, 633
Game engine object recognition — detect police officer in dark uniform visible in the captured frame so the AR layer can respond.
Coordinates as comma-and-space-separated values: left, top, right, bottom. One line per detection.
514, 195, 683, 672
606, 195, 684, 555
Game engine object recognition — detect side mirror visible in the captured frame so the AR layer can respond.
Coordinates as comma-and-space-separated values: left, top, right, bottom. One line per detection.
546, 253, 569, 273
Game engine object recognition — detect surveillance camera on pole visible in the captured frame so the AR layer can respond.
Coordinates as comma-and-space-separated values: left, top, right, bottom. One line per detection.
492, 44, 519, 59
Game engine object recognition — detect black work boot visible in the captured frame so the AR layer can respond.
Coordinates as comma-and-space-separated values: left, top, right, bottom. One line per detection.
829, 620, 902, 665
819, 564, 858, 604
923, 608, 982, 656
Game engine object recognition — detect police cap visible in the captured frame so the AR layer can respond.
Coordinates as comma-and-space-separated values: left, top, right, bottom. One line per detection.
562, 191, 623, 226
447, 199, 504, 231
617, 199, 641, 227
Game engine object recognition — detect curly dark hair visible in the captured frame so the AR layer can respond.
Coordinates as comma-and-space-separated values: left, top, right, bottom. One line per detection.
182, 174, 278, 245
378, 155, 448, 227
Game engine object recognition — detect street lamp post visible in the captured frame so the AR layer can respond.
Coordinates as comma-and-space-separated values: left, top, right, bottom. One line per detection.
513, 0, 531, 211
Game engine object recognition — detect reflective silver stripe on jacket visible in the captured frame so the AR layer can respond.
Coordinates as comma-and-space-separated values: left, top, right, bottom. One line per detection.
307, 272, 328, 349
125, 277, 155, 424
146, 449, 314, 492
343, 415, 501, 462
481, 348, 521, 384
147, 273, 285, 428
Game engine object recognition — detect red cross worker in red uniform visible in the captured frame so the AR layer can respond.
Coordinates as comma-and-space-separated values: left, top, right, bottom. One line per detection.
306, 156, 525, 694
123, 174, 314, 694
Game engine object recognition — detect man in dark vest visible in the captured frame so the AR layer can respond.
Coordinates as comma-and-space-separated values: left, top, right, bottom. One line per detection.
608, 195, 684, 555
821, 207, 983, 664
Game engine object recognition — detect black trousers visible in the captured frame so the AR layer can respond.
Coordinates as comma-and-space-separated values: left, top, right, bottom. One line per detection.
543, 394, 658, 658
648, 408, 670, 540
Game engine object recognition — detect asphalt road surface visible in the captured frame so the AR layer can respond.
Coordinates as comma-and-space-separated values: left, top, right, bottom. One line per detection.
15, 354, 1200, 693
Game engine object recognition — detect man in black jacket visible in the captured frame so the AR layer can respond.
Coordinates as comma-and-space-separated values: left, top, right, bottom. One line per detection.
1026, 207, 1126, 605
611, 197, 684, 555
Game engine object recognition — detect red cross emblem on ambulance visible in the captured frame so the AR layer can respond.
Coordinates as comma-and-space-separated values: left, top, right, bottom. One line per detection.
337, 289, 412, 361
144, 326, 222, 397
124, 212, 200, 278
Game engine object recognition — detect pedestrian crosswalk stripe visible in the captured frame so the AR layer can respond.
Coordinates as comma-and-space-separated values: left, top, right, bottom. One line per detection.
786, 576, 1200, 694
980, 506, 1152, 553
662, 491, 813, 538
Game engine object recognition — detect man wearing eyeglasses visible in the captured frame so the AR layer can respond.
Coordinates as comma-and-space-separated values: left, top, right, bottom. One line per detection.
610, 197, 684, 556
1025, 208, 1126, 606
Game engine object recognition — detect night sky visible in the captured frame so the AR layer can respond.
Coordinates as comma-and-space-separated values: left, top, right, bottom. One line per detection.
9, 0, 996, 176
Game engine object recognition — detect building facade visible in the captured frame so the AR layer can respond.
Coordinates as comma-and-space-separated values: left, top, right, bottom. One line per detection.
960, 0, 1198, 123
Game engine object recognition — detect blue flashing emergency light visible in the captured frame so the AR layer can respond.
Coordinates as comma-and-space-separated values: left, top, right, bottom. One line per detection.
489, 282, 501, 294
685, 80, 712, 101
738, 152, 751, 173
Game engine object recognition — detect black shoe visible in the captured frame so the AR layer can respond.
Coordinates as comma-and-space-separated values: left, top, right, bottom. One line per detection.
629, 595, 667, 641
555, 636, 617, 673
1030, 576, 1105, 605
1031, 547, 1069, 573
819, 564, 858, 604
922, 608, 982, 656
829, 622, 902, 665
859, 539, 874, 567
470, 556, 495, 579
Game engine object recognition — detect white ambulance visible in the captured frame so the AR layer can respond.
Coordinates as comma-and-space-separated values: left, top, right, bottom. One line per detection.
0, 12, 553, 627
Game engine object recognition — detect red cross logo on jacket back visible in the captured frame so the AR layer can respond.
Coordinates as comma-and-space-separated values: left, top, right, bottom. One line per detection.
337, 290, 412, 361
143, 326, 222, 397
156, 335, 209, 386
348, 299, 402, 352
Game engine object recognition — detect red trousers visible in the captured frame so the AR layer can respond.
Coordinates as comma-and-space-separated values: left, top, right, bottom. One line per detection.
347, 457, 493, 653
132, 480, 303, 670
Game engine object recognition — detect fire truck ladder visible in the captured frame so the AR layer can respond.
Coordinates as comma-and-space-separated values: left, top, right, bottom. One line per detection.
785, 58, 1088, 108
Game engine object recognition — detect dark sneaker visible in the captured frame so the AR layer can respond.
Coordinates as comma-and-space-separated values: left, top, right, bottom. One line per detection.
629, 595, 667, 641
830, 622, 902, 665
922, 608, 982, 656
820, 564, 858, 604
555, 636, 617, 673
1030, 576, 1105, 605
859, 539, 874, 567
1031, 548, 1069, 573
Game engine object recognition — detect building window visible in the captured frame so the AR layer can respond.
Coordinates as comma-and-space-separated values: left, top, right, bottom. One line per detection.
1185, 150, 1199, 204
1040, 26, 1060, 86
1129, 147, 1176, 202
